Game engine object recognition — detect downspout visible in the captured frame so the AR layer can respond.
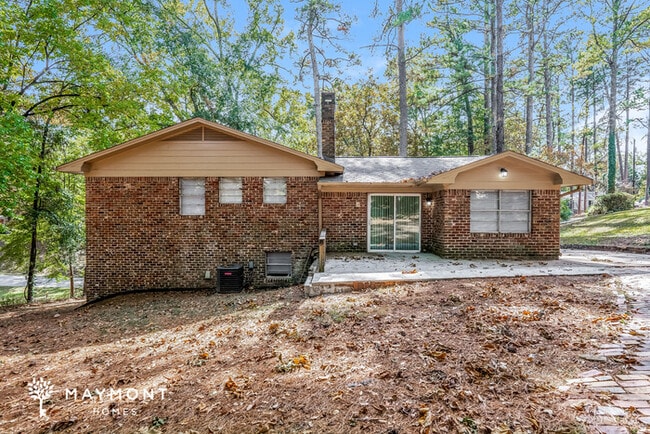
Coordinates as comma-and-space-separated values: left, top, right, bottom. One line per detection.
318, 187, 323, 232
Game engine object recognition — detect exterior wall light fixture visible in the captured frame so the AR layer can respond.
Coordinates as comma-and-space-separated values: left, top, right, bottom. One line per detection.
424, 193, 433, 206
500, 168, 509, 178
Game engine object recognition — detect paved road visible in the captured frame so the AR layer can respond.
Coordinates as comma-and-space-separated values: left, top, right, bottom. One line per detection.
0, 274, 83, 288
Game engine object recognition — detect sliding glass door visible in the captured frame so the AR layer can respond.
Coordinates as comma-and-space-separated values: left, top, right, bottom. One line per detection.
368, 194, 420, 252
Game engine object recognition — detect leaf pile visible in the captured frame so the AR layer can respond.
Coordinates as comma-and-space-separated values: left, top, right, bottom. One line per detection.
0, 276, 625, 433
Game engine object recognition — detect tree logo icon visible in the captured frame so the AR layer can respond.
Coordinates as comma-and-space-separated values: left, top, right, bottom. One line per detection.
27, 377, 54, 418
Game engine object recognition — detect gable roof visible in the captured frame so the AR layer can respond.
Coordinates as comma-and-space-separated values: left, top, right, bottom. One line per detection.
321, 151, 591, 187
57, 117, 344, 175
422, 151, 592, 186
320, 156, 487, 183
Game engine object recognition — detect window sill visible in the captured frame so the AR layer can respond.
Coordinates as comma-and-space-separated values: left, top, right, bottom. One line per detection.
470, 232, 530, 237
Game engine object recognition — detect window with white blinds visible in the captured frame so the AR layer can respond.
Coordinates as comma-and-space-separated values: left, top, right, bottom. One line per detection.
470, 190, 530, 233
180, 178, 205, 215
219, 177, 243, 204
263, 178, 286, 204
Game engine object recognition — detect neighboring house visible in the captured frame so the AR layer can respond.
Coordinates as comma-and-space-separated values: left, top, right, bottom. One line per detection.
58, 93, 591, 301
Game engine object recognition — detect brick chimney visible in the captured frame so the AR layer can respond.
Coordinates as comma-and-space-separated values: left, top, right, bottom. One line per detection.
321, 92, 335, 162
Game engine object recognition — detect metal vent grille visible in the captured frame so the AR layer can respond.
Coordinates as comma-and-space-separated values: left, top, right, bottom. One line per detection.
266, 252, 292, 278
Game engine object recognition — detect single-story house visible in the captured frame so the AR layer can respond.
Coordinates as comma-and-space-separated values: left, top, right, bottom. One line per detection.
58, 93, 592, 301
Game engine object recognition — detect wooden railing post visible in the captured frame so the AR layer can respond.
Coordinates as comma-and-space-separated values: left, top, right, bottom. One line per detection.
318, 229, 327, 273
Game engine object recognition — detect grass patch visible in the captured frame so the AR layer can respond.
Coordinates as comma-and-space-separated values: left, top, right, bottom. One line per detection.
561, 208, 650, 247
0, 285, 77, 306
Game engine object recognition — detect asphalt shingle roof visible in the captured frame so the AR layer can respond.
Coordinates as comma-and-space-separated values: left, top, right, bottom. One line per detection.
320, 156, 488, 183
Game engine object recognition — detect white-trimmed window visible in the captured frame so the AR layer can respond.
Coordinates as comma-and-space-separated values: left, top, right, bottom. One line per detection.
219, 177, 243, 204
263, 177, 286, 204
180, 178, 205, 215
470, 190, 530, 233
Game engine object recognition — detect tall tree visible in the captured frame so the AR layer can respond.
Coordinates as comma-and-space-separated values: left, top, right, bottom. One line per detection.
295, 0, 354, 159
334, 77, 399, 156
143, 0, 293, 136
647, 81, 650, 204
0, 0, 157, 301
494, 0, 505, 153
396, 0, 409, 156
482, 0, 495, 154
428, 14, 480, 155
372, 0, 421, 156
523, 0, 539, 154
583, 0, 650, 192
514, 0, 565, 153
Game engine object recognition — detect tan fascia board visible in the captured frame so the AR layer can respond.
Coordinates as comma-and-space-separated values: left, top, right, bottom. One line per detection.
57, 117, 344, 175
318, 182, 434, 193
424, 150, 592, 187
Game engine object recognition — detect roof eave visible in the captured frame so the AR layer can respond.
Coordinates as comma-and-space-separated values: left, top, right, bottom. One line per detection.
421, 150, 593, 187
56, 117, 344, 175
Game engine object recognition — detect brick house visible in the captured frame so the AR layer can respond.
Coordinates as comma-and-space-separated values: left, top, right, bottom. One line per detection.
59, 93, 591, 301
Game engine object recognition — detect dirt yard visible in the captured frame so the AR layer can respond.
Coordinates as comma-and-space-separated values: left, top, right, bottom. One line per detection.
0, 276, 631, 433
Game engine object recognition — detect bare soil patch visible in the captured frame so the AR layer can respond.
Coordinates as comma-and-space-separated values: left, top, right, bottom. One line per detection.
0, 276, 627, 433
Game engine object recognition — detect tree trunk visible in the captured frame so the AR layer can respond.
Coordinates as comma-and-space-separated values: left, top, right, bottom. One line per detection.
26, 206, 38, 302
592, 73, 597, 175
606, 0, 620, 193
542, 34, 553, 152
69, 261, 75, 299
494, 0, 504, 153
571, 66, 576, 162
524, 2, 535, 154
483, 0, 492, 154
616, 131, 624, 181
26, 123, 49, 303
463, 89, 475, 155
623, 55, 630, 182
632, 139, 636, 192
307, 19, 323, 159
646, 80, 650, 205
397, 0, 408, 157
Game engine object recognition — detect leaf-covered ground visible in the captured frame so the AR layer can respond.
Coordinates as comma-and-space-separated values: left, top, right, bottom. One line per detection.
0, 276, 627, 433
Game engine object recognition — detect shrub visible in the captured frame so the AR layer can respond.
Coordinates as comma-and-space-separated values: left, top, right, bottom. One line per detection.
560, 199, 572, 221
587, 192, 635, 216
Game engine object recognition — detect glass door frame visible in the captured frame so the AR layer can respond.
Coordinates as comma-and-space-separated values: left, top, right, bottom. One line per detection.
367, 193, 422, 253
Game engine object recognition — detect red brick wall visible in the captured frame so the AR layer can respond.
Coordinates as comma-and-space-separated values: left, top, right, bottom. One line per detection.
427, 189, 560, 259
422, 191, 444, 252
85, 177, 320, 300
321, 92, 336, 162
321, 192, 367, 251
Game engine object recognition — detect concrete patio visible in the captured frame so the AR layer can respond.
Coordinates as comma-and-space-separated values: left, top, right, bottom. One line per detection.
305, 249, 650, 296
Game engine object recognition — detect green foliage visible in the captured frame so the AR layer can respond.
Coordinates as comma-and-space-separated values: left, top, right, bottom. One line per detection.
587, 192, 635, 216
334, 76, 399, 156
560, 199, 573, 221
150, 417, 166, 429
149, 0, 293, 135
0, 0, 165, 300
0, 112, 37, 217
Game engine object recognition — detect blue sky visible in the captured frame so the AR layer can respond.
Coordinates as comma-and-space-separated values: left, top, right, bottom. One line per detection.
277, 0, 429, 86
252, 0, 649, 150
